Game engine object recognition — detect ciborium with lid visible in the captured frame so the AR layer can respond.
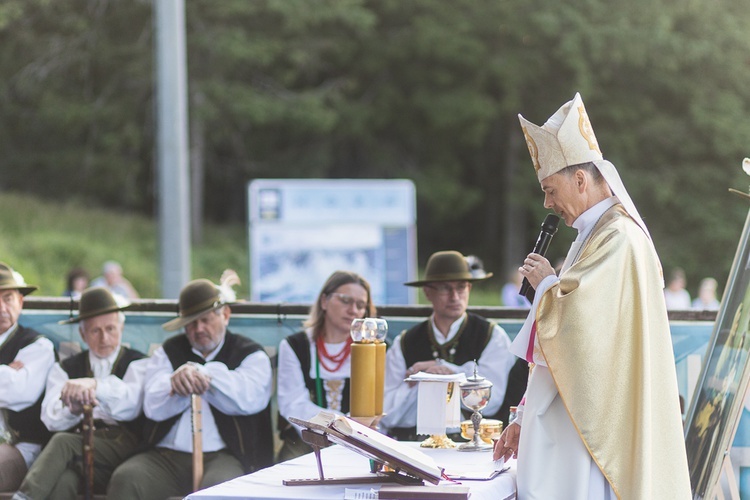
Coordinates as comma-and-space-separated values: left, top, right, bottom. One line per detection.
458, 363, 493, 451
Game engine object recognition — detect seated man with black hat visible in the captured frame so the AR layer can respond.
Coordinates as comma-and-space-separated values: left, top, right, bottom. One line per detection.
14, 287, 148, 500
0, 262, 56, 492
381, 251, 523, 441
108, 277, 274, 499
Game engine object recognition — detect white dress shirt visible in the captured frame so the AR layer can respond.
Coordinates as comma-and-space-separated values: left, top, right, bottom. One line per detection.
143, 336, 273, 453
381, 314, 515, 431
277, 328, 350, 433
41, 346, 149, 431
0, 324, 56, 467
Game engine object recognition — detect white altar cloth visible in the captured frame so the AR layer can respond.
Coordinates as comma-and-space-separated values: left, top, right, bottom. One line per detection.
186, 442, 516, 500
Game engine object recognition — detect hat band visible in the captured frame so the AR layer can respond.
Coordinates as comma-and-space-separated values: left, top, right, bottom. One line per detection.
423, 272, 473, 282
181, 297, 222, 317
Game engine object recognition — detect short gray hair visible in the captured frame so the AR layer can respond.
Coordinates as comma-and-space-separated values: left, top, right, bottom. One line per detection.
558, 162, 605, 185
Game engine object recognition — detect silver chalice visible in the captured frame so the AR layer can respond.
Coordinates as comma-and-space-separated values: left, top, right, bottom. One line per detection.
458, 364, 493, 451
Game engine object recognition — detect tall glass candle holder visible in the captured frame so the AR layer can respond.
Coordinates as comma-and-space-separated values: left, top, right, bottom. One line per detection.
349, 318, 388, 422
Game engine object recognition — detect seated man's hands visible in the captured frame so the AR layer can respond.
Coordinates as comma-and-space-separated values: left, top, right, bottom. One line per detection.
170, 363, 212, 396
493, 421, 520, 462
8, 360, 24, 370
60, 378, 98, 415
406, 360, 455, 386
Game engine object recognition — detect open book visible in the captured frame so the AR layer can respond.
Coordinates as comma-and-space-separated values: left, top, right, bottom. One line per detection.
289, 411, 443, 485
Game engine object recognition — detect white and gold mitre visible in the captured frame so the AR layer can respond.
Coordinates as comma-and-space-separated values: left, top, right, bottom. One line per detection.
518, 92, 603, 181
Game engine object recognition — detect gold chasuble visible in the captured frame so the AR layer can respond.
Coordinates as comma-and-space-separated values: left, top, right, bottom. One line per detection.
536, 205, 691, 499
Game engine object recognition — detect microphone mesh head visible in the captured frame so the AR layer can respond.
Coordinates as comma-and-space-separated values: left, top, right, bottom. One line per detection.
542, 214, 560, 233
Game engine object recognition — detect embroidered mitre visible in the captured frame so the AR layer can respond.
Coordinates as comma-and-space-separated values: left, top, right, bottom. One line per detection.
517, 91, 656, 247
518, 92, 602, 181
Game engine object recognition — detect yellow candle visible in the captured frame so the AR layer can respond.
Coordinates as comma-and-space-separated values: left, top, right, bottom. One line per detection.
375, 341, 386, 415
350, 342, 376, 417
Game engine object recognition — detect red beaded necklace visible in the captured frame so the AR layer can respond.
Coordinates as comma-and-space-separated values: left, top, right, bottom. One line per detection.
316, 335, 352, 373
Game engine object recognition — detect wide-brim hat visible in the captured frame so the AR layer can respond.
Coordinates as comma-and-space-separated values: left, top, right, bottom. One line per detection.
162, 278, 234, 331
0, 262, 37, 296
404, 251, 493, 287
59, 287, 131, 325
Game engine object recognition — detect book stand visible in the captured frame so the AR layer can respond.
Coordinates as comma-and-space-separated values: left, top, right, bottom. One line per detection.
282, 429, 424, 486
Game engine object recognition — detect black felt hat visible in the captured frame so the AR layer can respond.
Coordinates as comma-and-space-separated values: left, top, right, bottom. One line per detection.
59, 287, 130, 324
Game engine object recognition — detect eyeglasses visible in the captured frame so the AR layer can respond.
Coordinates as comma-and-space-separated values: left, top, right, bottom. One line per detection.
425, 282, 470, 296
330, 293, 367, 311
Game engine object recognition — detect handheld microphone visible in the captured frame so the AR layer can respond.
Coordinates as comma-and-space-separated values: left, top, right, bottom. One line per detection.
519, 214, 560, 302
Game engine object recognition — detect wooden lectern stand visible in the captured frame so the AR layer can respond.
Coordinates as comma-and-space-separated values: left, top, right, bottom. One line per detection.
282, 429, 422, 486
283, 413, 442, 487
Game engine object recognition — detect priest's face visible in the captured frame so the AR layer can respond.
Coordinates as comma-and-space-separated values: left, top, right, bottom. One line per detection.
424, 281, 471, 324
80, 312, 123, 359
541, 170, 589, 227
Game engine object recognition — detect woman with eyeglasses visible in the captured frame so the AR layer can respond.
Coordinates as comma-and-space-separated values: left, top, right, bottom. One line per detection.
276, 270, 377, 462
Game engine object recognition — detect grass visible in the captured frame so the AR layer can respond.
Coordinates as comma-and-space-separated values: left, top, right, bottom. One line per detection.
0, 191, 249, 298
0, 190, 507, 305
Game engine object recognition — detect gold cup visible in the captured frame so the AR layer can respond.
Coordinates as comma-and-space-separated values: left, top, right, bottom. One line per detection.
460, 418, 503, 444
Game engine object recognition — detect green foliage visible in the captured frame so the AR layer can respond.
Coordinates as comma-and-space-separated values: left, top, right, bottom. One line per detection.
0, 191, 249, 298
1, 0, 750, 297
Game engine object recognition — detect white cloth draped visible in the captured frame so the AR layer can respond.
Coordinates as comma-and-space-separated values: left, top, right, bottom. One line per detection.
381, 314, 515, 431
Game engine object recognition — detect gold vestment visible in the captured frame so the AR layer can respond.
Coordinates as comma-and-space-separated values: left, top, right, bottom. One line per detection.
537, 205, 691, 499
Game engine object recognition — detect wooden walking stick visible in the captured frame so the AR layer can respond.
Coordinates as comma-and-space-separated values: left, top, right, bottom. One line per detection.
81, 404, 95, 500
191, 394, 204, 492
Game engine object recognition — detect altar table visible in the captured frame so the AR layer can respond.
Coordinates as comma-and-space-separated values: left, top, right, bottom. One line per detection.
186, 442, 516, 500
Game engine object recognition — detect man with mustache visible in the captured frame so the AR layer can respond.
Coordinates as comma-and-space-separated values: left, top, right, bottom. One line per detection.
0, 262, 55, 492
108, 277, 274, 499
15, 287, 148, 499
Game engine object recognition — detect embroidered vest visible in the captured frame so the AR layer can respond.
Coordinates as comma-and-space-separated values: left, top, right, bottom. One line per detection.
277, 331, 352, 441
143, 331, 274, 473
287, 331, 351, 413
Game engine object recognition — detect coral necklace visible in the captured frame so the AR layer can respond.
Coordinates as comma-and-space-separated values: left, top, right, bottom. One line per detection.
316, 335, 352, 373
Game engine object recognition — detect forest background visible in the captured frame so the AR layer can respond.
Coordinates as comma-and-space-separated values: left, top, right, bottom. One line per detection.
1, 0, 749, 301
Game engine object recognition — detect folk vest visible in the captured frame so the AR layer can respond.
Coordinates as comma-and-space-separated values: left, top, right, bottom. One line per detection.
0, 325, 55, 445
60, 346, 148, 437
143, 331, 274, 473
400, 314, 528, 425
286, 331, 351, 412
277, 331, 351, 442
400, 312, 493, 368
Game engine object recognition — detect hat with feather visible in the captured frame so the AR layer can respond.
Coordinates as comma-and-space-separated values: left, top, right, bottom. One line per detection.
0, 262, 37, 296
729, 158, 750, 201
162, 271, 240, 331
